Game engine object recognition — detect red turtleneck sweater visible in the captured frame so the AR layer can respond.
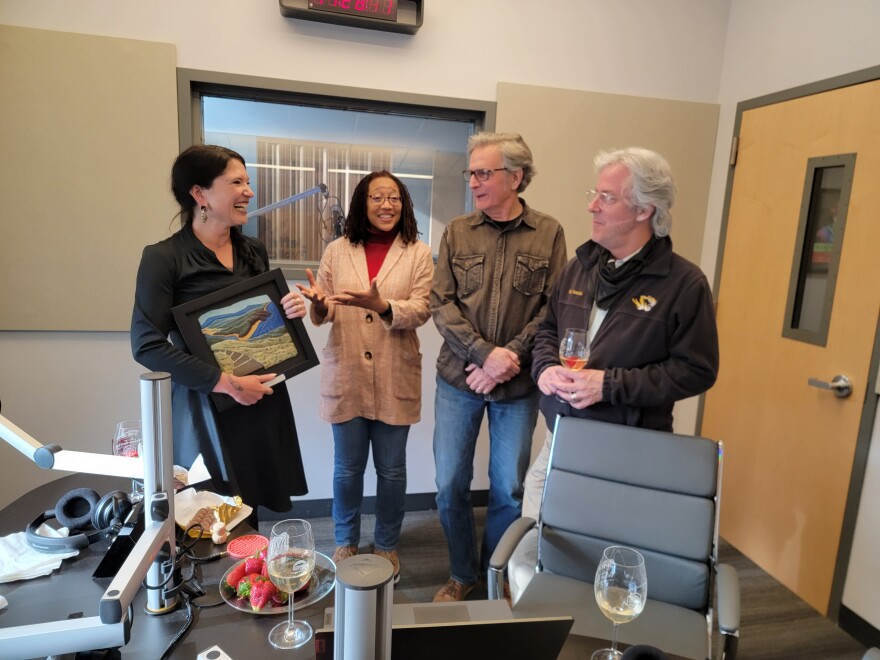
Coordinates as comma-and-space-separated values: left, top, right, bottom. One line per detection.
364, 226, 399, 281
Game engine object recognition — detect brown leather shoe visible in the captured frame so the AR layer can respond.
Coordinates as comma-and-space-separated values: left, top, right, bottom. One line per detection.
332, 545, 358, 565
432, 577, 477, 603
374, 548, 400, 584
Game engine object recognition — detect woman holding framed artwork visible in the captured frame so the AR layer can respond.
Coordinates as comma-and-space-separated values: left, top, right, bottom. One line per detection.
297, 171, 433, 581
130, 144, 308, 514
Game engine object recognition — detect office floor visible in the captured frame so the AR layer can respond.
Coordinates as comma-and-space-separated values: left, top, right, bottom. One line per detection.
261, 507, 868, 659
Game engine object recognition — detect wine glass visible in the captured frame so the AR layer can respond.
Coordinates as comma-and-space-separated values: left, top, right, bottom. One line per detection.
267, 519, 316, 649
557, 328, 590, 403
112, 420, 144, 503
591, 545, 648, 660
112, 420, 142, 457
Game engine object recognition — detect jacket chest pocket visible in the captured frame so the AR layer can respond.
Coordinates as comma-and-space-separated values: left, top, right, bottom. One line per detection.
513, 254, 549, 296
452, 255, 484, 297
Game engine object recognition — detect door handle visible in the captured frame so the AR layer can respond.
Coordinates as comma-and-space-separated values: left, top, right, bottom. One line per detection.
807, 374, 853, 398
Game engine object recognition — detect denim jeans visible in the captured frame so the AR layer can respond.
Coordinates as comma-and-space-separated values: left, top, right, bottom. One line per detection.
433, 375, 540, 585
332, 417, 409, 551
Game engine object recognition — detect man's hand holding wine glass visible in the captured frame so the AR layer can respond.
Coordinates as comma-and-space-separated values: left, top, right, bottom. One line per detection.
538, 365, 604, 409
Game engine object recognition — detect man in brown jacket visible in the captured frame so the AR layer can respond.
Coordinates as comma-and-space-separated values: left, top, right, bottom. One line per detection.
430, 132, 567, 602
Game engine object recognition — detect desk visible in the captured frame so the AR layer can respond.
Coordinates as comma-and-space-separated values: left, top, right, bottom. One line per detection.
0, 475, 328, 659
558, 635, 688, 660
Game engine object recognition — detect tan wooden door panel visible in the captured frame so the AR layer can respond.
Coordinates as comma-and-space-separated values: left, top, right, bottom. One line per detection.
703, 79, 880, 614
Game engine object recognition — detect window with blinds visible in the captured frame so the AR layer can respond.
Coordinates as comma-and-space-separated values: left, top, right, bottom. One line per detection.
189, 81, 490, 278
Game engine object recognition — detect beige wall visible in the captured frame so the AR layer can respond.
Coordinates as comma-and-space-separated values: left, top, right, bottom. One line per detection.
496, 83, 718, 267
0, 25, 179, 331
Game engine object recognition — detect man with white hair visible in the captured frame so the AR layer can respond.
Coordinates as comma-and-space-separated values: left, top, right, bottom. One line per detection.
524, 147, 719, 520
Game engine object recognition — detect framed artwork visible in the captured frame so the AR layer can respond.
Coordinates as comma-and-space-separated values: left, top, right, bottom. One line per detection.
172, 269, 319, 412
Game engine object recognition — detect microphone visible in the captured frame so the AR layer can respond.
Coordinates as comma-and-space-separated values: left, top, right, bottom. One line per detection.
330, 204, 345, 239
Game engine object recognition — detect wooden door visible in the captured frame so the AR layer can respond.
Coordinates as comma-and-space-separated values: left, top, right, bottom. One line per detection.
702, 79, 880, 614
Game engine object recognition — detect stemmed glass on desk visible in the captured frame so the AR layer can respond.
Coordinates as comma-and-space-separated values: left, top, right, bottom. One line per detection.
267, 519, 316, 649
111, 420, 144, 502
591, 545, 648, 660
557, 328, 590, 403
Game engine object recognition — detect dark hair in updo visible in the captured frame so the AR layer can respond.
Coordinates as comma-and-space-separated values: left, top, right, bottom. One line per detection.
171, 145, 246, 228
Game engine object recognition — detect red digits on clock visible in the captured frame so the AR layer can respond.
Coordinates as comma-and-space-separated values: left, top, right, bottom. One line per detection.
383, 0, 393, 15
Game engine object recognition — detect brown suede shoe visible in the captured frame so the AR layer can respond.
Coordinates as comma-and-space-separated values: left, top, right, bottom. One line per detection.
332, 545, 358, 565
432, 577, 477, 603
373, 548, 400, 584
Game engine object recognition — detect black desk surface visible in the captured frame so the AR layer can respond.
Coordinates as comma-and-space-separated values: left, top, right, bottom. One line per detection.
1, 476, 689, 660
0, 475, 326, 659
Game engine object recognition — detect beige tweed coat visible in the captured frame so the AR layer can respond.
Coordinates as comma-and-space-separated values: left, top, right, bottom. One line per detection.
310, 235, 434, 425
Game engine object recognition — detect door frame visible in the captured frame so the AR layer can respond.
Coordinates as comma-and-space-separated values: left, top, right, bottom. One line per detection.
706, 65, 880, 636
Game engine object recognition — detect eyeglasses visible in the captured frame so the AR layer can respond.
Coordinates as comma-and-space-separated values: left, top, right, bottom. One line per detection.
368, 194, 402, 205
586, 189, 623, 208
462, 168, 508, 182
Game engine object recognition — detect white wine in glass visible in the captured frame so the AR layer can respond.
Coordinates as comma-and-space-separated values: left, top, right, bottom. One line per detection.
557, 328, 590, 402
591, 545, 647, 660
267, 519, 316, 650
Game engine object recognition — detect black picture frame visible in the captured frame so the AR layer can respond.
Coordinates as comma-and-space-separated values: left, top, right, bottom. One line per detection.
171, 269, 319, 412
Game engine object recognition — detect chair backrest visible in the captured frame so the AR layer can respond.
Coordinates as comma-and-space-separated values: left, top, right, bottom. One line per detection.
537, 416, 721, 612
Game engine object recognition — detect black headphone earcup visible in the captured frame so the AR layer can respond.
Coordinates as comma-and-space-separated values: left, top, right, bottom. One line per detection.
55, 488, 100, 530
93, 490, 131, 530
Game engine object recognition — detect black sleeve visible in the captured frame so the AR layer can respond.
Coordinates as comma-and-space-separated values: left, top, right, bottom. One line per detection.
130, 244, 221, 394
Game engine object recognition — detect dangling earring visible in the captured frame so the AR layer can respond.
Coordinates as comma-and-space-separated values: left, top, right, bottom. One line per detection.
200, 206, 208, 223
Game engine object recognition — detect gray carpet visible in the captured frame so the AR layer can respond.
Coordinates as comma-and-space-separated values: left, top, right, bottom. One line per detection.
263, 508, 868, 659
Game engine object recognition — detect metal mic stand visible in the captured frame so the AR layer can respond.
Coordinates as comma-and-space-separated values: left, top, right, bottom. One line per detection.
0, 372, 179, 659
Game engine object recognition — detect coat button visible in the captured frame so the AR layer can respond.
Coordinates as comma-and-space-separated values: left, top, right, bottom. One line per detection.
365, 351, 373, 360
366, 314, 373, 323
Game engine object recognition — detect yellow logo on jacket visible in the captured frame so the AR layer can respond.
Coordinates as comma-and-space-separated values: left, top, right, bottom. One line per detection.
632, 295, 657, 311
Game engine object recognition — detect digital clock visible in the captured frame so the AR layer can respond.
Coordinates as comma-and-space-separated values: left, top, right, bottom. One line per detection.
309, 0, 398, 22
279, 0, 422, 35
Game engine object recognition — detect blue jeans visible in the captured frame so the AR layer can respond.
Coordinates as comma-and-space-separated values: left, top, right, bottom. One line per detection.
433, 375, 540, 585
332, 417, 409, 551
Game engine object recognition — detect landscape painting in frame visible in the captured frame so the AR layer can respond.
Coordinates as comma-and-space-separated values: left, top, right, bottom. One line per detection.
198, 294, 295, 377
172, 269, 319, 412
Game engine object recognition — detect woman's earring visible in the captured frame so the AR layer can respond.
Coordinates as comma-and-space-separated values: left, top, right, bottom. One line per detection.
200, 206, 208, 223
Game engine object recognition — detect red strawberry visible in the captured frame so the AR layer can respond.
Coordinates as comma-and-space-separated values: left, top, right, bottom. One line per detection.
250, 577, 279, 612
261, 560, 269, 579
225, 562, 246, 591
235, 573, 261, 599
271, 590, 289, 606
244, 556, 264, 575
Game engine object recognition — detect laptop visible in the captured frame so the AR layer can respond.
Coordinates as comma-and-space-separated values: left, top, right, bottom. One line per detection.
317, 600, 574, 660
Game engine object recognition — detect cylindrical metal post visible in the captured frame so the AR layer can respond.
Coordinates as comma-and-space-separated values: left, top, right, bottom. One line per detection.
140, 372, 178, 614
333, 554, 394, 660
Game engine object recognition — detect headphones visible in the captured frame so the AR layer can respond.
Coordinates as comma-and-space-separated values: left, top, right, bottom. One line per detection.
26, 487, 133, 553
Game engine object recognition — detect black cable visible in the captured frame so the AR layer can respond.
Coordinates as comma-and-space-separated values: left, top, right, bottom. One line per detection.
142, 523, 203, 591
159, 592, 194, 660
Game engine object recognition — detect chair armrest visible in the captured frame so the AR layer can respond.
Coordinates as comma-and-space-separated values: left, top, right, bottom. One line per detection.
715, 563, 740, 659
489, 517, 536, 571
487, 517, 536, 600
715, 563, 740, 634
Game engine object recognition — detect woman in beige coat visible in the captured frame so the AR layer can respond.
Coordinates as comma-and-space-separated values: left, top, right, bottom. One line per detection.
298, 171, 433, 581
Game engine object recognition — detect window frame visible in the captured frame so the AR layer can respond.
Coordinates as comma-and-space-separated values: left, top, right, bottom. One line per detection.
177, 68, 496, 279
782, 153, 856, 346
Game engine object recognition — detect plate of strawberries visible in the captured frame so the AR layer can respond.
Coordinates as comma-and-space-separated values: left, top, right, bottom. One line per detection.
219, 549, 336, 614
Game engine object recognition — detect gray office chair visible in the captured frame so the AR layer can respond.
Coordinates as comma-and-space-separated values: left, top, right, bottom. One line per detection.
489, 416, 740, 660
